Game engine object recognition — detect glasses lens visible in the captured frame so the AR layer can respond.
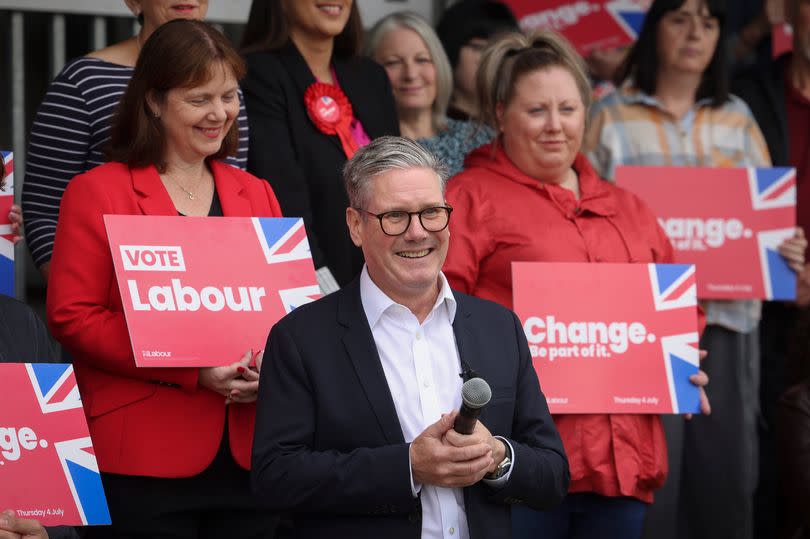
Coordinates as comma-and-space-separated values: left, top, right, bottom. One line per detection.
419, 207, 450, 232
380, 211, 410, 236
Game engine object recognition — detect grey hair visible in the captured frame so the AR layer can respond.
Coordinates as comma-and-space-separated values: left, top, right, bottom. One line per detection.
366, 12, 453, 132
343, 136, 449, 209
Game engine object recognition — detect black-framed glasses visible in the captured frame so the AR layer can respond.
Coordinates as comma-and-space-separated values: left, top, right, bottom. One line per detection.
357, 205, 453, 236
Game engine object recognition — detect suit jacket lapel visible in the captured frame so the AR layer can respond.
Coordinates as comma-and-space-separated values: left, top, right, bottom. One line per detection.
334, 57, 380, 138
131, 165, 179, 216
281, 42, 345, 155
338, 280, 405, 445
212, 161, 251, 216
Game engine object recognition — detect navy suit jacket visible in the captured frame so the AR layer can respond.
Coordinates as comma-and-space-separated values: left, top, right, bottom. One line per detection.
252, 278, 569, 538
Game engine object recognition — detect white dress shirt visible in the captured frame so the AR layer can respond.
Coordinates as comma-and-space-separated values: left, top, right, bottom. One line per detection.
360, 266, 513, 539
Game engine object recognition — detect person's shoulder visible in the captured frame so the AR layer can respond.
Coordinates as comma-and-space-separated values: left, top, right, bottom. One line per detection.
0, 294, 35, 322
56, 55, 133, 84
452, 289, 517, 325
67, 162, 130, 193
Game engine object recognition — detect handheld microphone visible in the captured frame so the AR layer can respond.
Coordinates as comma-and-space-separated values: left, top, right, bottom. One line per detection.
453, 377, 492, 435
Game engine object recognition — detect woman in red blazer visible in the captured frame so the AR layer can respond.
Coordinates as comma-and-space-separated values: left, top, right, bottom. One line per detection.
46, 20, 281, 538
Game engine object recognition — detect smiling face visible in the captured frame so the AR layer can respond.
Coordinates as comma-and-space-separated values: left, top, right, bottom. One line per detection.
125, 0, 208, 32
375, 27, 437, 117
497, 66, 585, 182
149, 62, 239, 166
283, 0, 353, 42
346, 167, 448, 310
656, 0, 720, 76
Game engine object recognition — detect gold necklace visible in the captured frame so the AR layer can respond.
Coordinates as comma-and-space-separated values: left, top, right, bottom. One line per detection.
174, 181, 196, 200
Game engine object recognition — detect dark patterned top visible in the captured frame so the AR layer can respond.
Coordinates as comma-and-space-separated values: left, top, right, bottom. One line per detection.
418, 119, 494, 178
22, 57, 249, 267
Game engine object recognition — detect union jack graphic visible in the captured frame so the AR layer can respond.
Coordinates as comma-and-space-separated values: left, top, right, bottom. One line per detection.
606, 0, 648, 40
749, 167, 796, 210
647, 264, 700, 413
0, 151, 14, 297
648, 263, 697, 312
0, 364, 110, 526
252, 217, 312, 265
279, 284, 322, 314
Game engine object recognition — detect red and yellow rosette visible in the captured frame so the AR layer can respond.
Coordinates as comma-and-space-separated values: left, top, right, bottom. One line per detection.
304, 82, 359, 159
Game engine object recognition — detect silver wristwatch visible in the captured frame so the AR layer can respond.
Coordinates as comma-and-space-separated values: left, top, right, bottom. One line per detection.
485, 440, 512, 480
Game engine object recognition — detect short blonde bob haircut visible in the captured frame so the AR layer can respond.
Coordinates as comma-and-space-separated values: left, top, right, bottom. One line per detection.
366, 12, 454, 132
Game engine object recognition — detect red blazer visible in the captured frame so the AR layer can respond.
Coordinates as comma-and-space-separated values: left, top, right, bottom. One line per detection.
46, 160, 283, 477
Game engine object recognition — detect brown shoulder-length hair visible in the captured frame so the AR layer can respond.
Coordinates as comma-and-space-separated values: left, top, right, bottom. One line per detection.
0, 156, 6, 191
241, 0, 363, 56
107, 19, 246, 171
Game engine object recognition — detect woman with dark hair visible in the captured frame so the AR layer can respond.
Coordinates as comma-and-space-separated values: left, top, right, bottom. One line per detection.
241, 0, 399, 291
435, 0, 518, 122
46, 20, 282, 538
21, 1, 251, 281
583, 1, 806, 538
443, 29, 710, 539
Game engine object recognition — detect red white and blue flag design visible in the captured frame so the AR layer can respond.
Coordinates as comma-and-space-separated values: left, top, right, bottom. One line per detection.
0, 363, 110, 526
513, 262, 700, 414
506, 0, 649, 55
617, 166, 797, 300
105, 216, 321, 367
0, 151, 14, 297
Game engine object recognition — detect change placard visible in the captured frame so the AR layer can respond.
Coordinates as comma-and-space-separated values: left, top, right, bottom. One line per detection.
0, 363, 110, 526
513, 262, 700, 414
506, 0, 648, 55
105, 215, 321, 367
617, 166, 796, 299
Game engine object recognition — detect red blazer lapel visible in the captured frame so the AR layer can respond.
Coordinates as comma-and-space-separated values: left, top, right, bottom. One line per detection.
130, 165, 178, 216
211, 161, 252, 217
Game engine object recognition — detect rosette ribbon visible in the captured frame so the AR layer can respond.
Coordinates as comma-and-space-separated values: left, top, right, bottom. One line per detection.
304, 82, 359, 159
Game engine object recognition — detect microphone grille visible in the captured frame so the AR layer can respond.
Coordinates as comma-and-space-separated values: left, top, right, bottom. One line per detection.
461, 377, 492, 409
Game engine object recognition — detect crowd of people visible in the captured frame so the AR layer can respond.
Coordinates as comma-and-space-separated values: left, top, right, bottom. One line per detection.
2, 0, 809, 538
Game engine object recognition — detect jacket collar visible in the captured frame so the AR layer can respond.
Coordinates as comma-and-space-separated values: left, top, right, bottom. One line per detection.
466, 143, 617, 217
278, 41, 378, 151
130, 160, 251, 216
336, 277, 479, 444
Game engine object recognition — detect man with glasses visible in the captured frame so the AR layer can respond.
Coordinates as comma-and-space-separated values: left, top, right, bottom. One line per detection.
252, 136, 568, 538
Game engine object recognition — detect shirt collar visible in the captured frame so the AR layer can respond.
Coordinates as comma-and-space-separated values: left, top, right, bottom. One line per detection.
360, 265, 457, 328
620, 84, 713, 111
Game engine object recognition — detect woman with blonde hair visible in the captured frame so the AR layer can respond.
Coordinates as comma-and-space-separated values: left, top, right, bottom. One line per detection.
367, 12, 492, 176
442, 29, 709, 539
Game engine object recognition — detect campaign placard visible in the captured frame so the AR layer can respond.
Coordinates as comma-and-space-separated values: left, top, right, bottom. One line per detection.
616, 166, 797, 300
0, 363, 110, 526
105, 215, 321, 367
0, 151, 14, 297
513, 262, 700, 414
506, 0, 648, 55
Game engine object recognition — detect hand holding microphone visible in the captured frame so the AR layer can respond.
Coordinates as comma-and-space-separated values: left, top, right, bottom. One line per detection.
453, 377, 492, 434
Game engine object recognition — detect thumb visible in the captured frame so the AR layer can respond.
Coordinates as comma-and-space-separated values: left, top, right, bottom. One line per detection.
426, 411, 457, 438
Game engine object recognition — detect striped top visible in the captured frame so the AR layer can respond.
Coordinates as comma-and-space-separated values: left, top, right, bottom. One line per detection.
583, 85, 771, 332
21, 56, 249, 267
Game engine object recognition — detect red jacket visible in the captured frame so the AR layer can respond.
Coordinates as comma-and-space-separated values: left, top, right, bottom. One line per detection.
444, 145, 674, 502
47, 161, 282, 477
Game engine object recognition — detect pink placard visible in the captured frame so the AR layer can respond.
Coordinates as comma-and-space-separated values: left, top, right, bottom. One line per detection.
0, 363, 110, 526
506, 0, 649, 55
616, 166, 796, 300
513, 262, 700, 414
105, 215, 320, 367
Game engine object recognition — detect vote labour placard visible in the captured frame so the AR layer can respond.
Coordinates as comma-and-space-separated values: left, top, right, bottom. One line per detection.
617, 166, 797, 300
0, 363, 110, 526
1, 151, 14, 297
513, 262, 701, 414
105, 215, 321, 367
505, 0, 648, 56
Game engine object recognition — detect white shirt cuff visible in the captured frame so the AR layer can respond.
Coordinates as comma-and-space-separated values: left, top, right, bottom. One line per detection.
408, 442, 422, 497
482, 436, 515, 487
